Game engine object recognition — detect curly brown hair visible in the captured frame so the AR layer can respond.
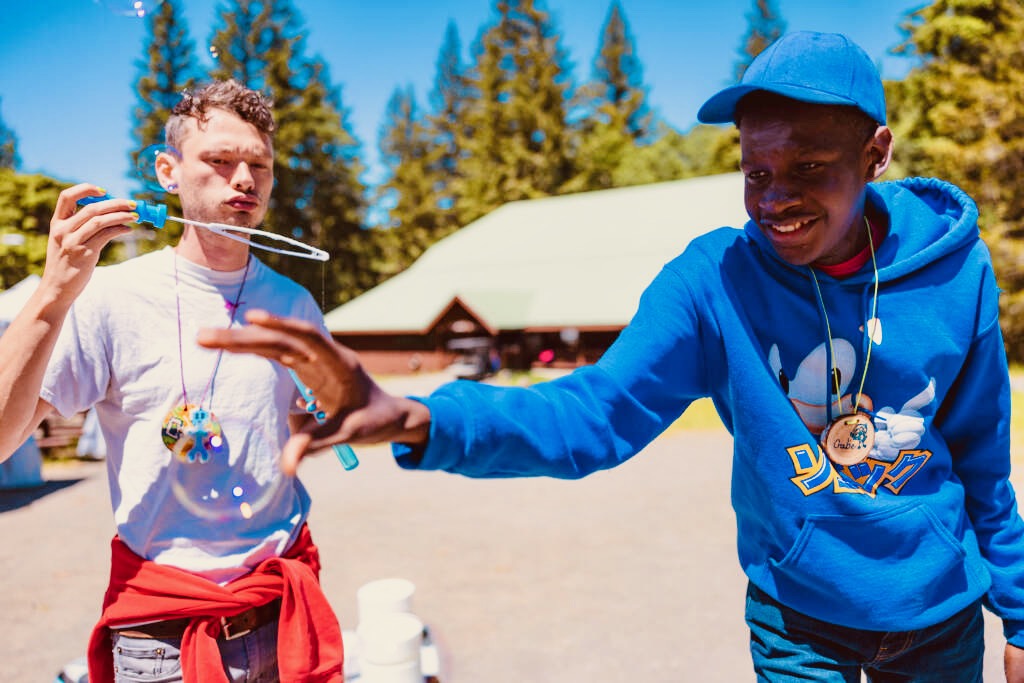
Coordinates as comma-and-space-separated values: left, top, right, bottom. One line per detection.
165, 79, 275, 149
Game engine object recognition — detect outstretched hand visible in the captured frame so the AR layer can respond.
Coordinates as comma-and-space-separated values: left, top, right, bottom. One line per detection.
197, 310, 431, 474
200, 309, 368, 418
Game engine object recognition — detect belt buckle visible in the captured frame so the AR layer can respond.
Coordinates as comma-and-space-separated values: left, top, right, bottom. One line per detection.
220, 610, 256, 641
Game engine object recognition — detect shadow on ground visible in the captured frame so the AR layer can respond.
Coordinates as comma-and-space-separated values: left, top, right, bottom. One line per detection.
0, 478, 84, 513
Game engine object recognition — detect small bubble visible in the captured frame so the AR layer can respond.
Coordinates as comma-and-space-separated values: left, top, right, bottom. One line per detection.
209, 45, 220, 60
97, 0, 165, 18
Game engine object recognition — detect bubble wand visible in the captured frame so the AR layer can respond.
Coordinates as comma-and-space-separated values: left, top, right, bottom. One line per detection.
78, 194, 358, 470
77, 194, 328, 261
289, 369, 359, 470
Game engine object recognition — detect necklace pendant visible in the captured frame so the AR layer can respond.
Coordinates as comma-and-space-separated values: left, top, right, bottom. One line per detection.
822, 411, 875, 466
161, 403, 225, 463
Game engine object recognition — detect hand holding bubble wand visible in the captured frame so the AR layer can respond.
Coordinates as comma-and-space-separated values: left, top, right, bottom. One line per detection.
289, 369, 359, 471
77, 192, 358, 471
77, 194, 329, 261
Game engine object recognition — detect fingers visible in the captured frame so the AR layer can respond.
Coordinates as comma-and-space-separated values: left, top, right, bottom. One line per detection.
51, 185, 137, 253
53, 184, 107, 221
198, 310, 340, 373
196, 323, 317, 364
244, 309, 324, 338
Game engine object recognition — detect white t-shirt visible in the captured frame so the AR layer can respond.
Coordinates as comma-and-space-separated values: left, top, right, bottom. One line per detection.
41, 247, 327, 584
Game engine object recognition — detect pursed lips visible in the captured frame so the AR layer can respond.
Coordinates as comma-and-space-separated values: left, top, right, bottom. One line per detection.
226, 196, 258, 211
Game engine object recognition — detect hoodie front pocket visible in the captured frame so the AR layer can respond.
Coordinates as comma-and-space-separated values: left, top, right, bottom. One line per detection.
768, 502, 971, 629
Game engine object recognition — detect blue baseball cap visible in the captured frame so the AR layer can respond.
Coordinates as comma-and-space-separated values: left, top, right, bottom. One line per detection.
697, 31, 886, 125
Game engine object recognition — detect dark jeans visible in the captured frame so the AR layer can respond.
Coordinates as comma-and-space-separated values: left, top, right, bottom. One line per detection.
745, 582, 984, 682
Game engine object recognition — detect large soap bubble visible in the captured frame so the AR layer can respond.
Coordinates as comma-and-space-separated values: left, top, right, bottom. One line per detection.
135, 143, 180, 194
165, 411, 289, 522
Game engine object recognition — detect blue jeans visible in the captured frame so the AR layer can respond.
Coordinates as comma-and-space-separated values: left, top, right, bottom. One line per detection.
745, 582, 984, 682
111, 619, 279, 682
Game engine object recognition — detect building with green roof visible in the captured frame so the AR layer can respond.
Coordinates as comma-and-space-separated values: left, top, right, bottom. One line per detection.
325, 172, 748, 375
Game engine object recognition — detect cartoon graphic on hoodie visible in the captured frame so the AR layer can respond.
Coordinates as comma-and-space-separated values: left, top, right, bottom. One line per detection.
769, 341, 935, 465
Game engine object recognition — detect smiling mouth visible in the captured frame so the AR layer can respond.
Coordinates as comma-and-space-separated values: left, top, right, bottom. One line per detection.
765, 217, 813, 234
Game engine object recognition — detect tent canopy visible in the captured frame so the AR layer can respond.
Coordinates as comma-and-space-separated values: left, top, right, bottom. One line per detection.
0, 274, 41, 326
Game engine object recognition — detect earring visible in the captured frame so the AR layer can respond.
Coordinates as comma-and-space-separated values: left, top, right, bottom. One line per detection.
166, 183, 178, 192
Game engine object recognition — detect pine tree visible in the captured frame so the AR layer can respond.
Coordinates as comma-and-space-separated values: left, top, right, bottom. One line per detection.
210, 0, 370, 309
889, 0, 1024, 360
208, 0, 268, 89
424, 21, 471, 234
376, 86, 441, 276
129, 0, 199, 256
566, 0, 653, 191
734, 0, 786, 82
0, 98, 18, 170
590, 1, 652, 141
638, 0, 778, 188
453, 0, 575, 225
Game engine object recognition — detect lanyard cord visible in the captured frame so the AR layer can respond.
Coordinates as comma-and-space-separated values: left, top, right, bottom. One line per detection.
174, 252, 251, 411
809, 217, 879, 425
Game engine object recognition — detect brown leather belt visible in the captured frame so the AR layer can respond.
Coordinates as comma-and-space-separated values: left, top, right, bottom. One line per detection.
112, 599, 281, 641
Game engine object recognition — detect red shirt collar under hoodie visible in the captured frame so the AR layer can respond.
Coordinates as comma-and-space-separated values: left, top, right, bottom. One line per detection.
814, 216, 887, 279
87, 524, 344, 683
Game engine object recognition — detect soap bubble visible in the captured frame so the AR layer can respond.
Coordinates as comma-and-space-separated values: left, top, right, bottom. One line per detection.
167, 413, 288, 522
96, 0, 165, 18
135, 144, 180, 193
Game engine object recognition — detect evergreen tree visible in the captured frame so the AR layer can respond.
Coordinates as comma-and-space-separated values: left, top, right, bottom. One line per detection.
376, 86, 440, 276
631, 0, 779, 190
424, 21, 471, 234
210, 0, 370, 309
0, 98, 18, 170
453, 0, 575, 225
590, 1, 653, 141
889, 0, 1024, 360
129, 0, 199, 256
208, 0, 268, 89
565, 0, 653, 192
734, 0, 786, 82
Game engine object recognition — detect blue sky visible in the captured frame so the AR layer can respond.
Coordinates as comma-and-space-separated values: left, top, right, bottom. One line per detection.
0, 0, 926, 201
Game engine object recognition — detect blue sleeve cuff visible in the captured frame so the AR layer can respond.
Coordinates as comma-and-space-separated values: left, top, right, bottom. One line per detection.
392, 441, 426, 469
391, 394, 466, 471
1005, 620, 1024, 648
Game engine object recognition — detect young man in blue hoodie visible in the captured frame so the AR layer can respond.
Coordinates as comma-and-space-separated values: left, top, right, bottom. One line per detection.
201, 32, 1024, 681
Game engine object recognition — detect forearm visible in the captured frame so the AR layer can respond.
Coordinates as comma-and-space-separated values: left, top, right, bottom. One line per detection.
368, 392, 431, 445
0, 184, 139, 460
0, 286, 68, 458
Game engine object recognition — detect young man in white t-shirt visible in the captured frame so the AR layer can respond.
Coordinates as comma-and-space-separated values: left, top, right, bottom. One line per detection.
0, 80, 343, 682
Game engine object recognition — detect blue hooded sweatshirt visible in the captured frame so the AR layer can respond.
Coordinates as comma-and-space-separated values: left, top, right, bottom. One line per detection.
395, 177, 1024, 644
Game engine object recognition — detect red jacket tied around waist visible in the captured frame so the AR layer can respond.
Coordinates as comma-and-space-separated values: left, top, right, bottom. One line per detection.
87, 524, 343, 682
